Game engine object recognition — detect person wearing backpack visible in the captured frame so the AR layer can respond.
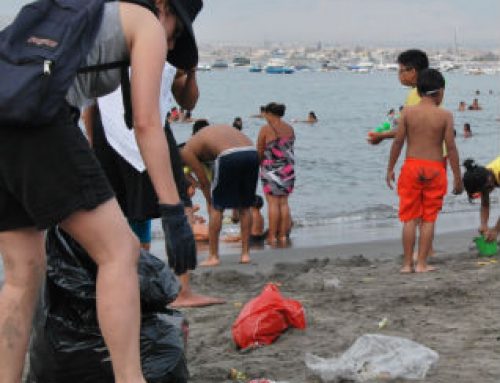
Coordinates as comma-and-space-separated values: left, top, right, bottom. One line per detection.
0, 0, 202, 382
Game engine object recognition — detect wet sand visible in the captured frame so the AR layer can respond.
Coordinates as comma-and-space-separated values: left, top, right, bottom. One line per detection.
151, 229, 500, 382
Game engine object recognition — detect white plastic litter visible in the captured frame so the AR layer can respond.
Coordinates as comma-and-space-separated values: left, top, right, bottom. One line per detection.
305, 334, 439, 382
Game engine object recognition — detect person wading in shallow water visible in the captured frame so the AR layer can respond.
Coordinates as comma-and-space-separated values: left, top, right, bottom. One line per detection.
257, 102, 296, 246
181, 124, 259, 267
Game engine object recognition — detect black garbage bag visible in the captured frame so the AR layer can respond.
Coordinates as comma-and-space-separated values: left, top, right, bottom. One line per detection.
27, 227, 188, 383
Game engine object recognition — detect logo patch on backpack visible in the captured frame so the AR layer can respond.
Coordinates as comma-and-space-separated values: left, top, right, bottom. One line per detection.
27, 36, 58, 49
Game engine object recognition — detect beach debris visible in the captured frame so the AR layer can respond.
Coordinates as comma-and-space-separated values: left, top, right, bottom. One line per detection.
232, 283, 306, 350
247, 379, 290, 383
247, 380, 290, 383
377, 317, 389, 329
323, 277, 341, 290
228, 368, 248, 382
305, 334, 439, 382
477, 259, 497, 266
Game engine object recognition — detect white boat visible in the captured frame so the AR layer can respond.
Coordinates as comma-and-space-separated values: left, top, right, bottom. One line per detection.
347, 62, 374, 73
375, 63, 398, 71
465, 67, 485, 75
196, 63, 211, 72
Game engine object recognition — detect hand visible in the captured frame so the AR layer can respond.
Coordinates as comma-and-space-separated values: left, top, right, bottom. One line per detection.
367, 132, 384, 145
485, 228, 498, 242
386, 169, 395, 190
184, 206, 194, 225
478, 224, 488, 235
160, 203, 197, 275
452, 179, 463, 195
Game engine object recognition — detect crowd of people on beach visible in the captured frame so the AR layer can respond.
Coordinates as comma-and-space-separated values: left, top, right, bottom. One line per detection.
0, 0, 498, 381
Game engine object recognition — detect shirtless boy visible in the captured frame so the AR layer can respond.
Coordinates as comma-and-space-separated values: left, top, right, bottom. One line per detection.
181, 124, 259, 266
386, 69, 463, 273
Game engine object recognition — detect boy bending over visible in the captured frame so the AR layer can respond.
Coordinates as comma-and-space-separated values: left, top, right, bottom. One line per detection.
386, 69, 463, 273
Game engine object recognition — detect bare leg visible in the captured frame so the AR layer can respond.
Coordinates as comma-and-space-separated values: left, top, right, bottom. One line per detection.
413, 219, 435, 261
401, 220, 417, 273
265, 194, 280, 244
170, 273, 225, 308
278, 196, 292, 244
239, 208, 251, 264
60, 199, 145, 383
202, 206, 223, 266
415, 221, 437, 273
0, 228, 45, 383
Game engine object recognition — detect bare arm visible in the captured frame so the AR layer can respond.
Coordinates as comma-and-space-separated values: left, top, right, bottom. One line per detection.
443, 113, 463, 194
180, 146, 211, 205
172, 68, 199, 110
480, 192, 490, 232
386, 113, 406, 189
127, 13, 179, 205
81, 104, 97, 146
368, 129, 397, 145
256, 127, 267, 160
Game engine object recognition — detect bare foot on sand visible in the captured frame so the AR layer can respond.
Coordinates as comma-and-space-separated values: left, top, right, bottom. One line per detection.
413, 249, 436, 262
400, 265, 414, 274
240, 253, 251, 264
415, 264, 437, 273
267, 237, 278, 247
278, 236, 290, 247
170, 293, 226, 308
200, 256, 220, 267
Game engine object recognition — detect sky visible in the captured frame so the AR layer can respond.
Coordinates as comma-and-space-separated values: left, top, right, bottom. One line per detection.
2, 0, 499, 49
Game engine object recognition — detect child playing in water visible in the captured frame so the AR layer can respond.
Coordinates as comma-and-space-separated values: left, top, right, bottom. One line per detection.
386, 69, 463, 273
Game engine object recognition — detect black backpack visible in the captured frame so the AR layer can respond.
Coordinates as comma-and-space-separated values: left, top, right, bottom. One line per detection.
0, 0, 157, 129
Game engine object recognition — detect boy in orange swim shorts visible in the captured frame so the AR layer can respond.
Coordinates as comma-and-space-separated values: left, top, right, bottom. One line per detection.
386, 69, 463, 273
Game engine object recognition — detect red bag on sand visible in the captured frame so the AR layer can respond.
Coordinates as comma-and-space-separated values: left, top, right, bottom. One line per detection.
232, 283, 306, 349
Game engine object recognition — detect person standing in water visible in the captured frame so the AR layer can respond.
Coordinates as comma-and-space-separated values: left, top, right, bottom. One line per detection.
257, 102, 296, 245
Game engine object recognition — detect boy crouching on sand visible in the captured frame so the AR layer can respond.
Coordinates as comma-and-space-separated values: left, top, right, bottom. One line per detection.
386, 69, 463, 273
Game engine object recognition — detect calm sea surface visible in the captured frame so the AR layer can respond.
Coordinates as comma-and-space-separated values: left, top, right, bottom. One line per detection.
1, 70, 500, 279
170, 69, 500, 246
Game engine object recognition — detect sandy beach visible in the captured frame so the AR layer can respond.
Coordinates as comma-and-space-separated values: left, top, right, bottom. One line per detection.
148, 228, 500, 382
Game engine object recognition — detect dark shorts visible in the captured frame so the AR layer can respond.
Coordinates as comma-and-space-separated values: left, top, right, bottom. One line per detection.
211, 147, 259, 210
0, 105, 114, 231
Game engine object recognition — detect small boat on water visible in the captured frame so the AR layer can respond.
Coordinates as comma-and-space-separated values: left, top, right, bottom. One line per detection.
211, 59, 229, 69
249, 64, 263, 73
196, 63, 211, 71
233, 56, 251, 66
264, 58, 294, 74
347, 62, 374, 73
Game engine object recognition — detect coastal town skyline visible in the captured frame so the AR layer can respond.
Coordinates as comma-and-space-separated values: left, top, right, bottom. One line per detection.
1, 0, 499, 49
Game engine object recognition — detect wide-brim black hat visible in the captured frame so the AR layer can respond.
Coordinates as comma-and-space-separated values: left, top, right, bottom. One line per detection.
167, 0, 203, 70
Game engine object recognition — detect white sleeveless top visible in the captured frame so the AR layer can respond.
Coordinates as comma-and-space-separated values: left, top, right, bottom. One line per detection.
96, 64, 177, 172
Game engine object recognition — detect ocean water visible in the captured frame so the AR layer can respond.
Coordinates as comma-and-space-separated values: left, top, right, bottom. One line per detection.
169, 69, 500, 246
1, 70, 499, 281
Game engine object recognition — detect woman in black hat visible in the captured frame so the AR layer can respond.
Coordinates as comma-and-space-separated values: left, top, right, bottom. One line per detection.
0, 1, 202, 382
